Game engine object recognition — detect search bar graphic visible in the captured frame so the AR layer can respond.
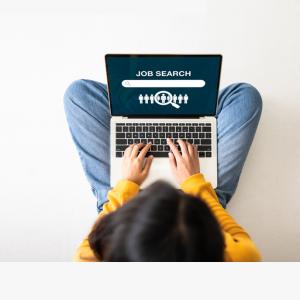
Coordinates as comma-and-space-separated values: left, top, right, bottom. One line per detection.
122, 79, 205, 88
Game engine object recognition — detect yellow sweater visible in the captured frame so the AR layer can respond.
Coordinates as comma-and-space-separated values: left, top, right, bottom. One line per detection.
74, 173, 261, 262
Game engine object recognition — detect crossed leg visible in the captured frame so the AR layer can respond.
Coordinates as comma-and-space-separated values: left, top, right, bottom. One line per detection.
64, 80, 262, 211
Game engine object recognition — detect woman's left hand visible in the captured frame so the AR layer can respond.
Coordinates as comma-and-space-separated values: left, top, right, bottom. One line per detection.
122, 143, 154, 185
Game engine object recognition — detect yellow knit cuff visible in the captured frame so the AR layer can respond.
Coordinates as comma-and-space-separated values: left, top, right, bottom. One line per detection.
180, 173, 207, 195
114, 179, 140, 199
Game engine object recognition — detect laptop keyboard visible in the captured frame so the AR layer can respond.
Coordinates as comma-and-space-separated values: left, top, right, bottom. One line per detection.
115, 122, 212, 158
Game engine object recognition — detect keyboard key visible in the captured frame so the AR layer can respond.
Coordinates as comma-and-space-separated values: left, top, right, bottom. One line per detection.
176, 127, 181, 132
198, 145, 211, 151
126, 133, 132, 138
148, 139, 154, 144
186, 133, 191, 138
116, 123, 125, 125
201, 139, 211, 145
141, 139, 147, 144
154, 139, 160, 144
196, 127, 202, 132
163, 126, 168, 132
169, 126, 175, 132
183, 127, 188, 132
166, 133, 172, 138
164, 145, 170, 151
153, 133, 158, 138
116, 133, 125, 138
123, 126, 129, 132
139, 133, 145, 138
179, 133, 185, 138
189, 127, 195, 132
116, 145, 127, 151
143, 126, 148, 132
192, 133, 198, 138
187, 139, 193, 144
151, 145, 157, 151
203, 127, 211, 132
116, 152, 122, 157
128, 139, 134, 144
159, 133, 165, 138
133, 133, 138, 138
156, 127, 162, 132
150, 126, 155, 132
152, 152, 169, 157
161, 139, 167, 145
146, 133, 152, 138
136, 126, 142, 131
206, 152, 212, 157
116, 126, 122, 132
116, 139, 127, 144
173, 133, 178, 139
134, 139, 140, 143
206, 133, 211, 138
199, 152, 205, 157
194, 139, 200, 144
158, 145, 163, 151
199, 133, 205, 138
129, 127, 135, 132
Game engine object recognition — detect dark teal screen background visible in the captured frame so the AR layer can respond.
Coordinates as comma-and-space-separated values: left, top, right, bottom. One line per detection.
106, 55, 221, 116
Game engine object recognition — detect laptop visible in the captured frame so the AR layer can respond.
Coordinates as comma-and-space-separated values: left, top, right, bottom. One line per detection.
105, 54, 222, 188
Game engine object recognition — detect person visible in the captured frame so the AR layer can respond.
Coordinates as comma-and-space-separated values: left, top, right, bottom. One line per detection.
64, 80, 262, 262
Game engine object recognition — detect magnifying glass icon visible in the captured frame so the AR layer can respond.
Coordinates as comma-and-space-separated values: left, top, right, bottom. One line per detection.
154, 91, 180, 109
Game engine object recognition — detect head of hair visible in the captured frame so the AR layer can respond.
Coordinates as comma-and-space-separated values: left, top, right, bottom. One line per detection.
88, 181, 224, 261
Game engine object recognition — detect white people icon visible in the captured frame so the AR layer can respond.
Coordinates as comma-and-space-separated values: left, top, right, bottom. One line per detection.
138, 91, 189, 109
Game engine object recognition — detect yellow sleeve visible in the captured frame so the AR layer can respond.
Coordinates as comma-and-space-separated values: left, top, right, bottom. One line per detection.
73, 179, 140, 262
180, 173, 261, 262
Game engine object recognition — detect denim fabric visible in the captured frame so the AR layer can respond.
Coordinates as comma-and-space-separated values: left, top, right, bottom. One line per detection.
64, 80, 262, 211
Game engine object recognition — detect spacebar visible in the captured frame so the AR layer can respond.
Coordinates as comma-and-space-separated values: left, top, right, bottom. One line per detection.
148, 152, 169, 157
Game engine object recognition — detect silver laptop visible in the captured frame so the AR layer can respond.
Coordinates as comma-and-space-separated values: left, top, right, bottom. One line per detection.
105, 54, 222, 188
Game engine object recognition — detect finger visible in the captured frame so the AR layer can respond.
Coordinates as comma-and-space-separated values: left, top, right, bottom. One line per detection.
168, 152, 177, 173
167, 138, 181, 160
187, 142, 195, 157
193, 144, 198, 158
138, 143, 152, 160
177, 139, 188, 157
124, 144, 134, 157
130, 143, 144, 158
142, 155, 153, 176
193, 144, 198, 157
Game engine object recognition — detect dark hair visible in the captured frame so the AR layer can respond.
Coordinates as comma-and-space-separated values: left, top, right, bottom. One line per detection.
88, 181, 224, 261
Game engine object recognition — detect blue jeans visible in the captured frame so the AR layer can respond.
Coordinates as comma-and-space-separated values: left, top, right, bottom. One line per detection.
64, 80, 262, 211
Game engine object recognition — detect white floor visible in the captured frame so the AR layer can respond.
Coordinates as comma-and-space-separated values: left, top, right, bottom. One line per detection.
0, 0, 299, 261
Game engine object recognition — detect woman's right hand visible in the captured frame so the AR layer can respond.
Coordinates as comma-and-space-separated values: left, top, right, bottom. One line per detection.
167, 138, 200, 185
122, 143, 153, 185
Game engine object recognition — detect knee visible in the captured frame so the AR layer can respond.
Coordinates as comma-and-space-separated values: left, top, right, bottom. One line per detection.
231, 82, 263, 116
63, 79, 88, 112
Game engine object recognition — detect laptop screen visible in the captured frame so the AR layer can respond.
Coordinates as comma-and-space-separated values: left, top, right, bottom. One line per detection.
105, 55, 222, 117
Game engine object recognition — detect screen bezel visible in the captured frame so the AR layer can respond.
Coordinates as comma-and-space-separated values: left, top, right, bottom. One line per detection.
105, 54, 222, 118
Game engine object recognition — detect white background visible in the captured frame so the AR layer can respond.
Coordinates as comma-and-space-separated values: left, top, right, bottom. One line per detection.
0, 0, 299, 261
